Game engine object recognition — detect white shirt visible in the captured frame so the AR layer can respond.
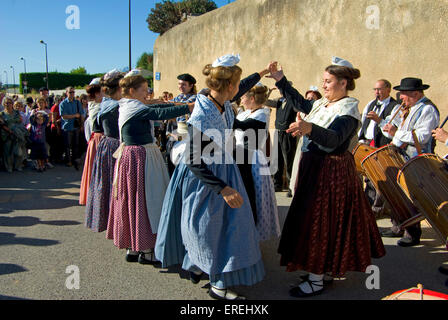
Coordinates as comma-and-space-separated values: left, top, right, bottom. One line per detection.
382, 97, 439, 148
359, 97, 391, 140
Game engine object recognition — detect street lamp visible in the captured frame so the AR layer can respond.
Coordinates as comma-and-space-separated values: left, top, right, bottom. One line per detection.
129, 0, 132, 71
40, 40, 49, 90
20, 57, 27, 95
10, 66, 16, 94
3, 71, 7, 92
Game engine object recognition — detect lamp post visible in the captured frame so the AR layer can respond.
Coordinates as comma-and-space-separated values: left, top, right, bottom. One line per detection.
40, 40, 49, 89
10, 66, 16, 94
3, 71, 7, 92
129, 0, 132, 71
20, 57, 27, 95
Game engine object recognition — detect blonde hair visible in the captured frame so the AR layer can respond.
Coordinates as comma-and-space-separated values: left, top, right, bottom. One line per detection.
245, 85, 269, 106
36, 97, 47, 105
119, 75, 147, 96
202, 64, 242, 93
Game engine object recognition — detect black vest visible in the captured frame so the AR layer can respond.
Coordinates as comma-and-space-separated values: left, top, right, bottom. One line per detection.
359, 97, 398, 147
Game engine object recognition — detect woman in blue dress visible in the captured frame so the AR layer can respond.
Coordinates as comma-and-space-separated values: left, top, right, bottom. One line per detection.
156, 55, 270, 300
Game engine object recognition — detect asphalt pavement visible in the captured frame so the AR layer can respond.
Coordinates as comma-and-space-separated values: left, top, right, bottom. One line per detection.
0, 163, 447, 301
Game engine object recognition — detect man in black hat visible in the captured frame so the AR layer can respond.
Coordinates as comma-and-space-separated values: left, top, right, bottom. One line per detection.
163, 73, 198, 175
381, 77, 440, 247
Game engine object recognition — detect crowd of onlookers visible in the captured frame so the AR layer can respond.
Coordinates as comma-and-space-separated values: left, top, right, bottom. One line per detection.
0, 87, 90, 173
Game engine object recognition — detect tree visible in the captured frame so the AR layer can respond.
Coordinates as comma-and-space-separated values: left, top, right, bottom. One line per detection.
147, 0, 217, 35
70, 66, 87, 74
136, 52, 154, 71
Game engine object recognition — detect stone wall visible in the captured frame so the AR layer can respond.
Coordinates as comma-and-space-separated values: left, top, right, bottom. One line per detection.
153, 0, 448, 154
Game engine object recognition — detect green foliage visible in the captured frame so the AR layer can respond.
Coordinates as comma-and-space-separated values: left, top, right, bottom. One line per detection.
147, 0, 217, 35
70, 66, 87, 74
136, 52, 154, 71
18, 72, 100, 93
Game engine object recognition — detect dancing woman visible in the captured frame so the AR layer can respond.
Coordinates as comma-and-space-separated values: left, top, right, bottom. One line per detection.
272, 57, 386, 297
85, 70, 123, 233
156, 55, 270, 300
107, 71, 193, 264
236, 83, 280, 241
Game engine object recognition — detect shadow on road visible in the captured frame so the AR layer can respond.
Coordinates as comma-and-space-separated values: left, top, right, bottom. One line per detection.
0, 216, 81, 227
0, 263, 28, 276
0, 232, 59, 247
0, 190, 80, 213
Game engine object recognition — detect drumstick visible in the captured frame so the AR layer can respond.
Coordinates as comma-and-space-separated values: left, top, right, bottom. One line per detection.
440, 115, 448, 129
412, 130, 423, 155
388, 102, 406, 124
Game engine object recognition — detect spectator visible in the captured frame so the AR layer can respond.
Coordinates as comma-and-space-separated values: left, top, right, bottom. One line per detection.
25, 97, 35, 113
39, 87, 54, 108
49, 95, 64, 164
0, 96, 29, 172
29, 111, 49, 172
14, 100, 30, 127
59, 86, 83, 170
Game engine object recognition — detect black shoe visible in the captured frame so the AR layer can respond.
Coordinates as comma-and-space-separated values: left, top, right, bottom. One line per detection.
125, 253, 139, 263
138, 251, 160, 265
274, 186, 283, 192
73, 161, 79, 171
397, 237, 420, 247
381, 229, 404, 238
190, 271, 203, 284
286, 190, 293, 198
208, 286, 246, 300
439, 265, 448, 276
289, 280, 324, 298
299, 274, 333, 285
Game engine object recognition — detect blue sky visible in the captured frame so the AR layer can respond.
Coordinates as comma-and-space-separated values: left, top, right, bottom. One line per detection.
0, 0, 234, 85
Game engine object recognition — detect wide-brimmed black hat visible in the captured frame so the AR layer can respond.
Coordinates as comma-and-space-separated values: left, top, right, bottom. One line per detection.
177, 73, 196, 84
393, 77, 430, 91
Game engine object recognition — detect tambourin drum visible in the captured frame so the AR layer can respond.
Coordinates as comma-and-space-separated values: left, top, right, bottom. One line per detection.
361, 144, 423, 227
352, 142, 376, 176
397, 153, 448, 245
382, 284, 448, 300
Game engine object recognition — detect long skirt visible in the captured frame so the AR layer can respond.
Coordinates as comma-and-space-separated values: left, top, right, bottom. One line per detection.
251, 150, 281, 241
79, 132, 103, 205
155, 160, 265, 288
106, 144, 169, 252
85, 136, 120, 232
278, 151, 386, 277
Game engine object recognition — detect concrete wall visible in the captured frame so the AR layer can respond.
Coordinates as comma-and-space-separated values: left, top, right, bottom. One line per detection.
153, 0, 448, 154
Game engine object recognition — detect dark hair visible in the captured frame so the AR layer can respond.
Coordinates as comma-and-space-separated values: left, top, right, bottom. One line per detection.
100, 73, 124, 96
119, 75, 147, 96
305, 90, 322, 100
86, 84, 102, 100
26, 97, 34, 104
325, 65, 361, 91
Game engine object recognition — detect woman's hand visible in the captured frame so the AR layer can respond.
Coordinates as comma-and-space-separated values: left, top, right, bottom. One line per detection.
266, 61, 285, 82
286, 113, 312, 137
220, 186, 244, 209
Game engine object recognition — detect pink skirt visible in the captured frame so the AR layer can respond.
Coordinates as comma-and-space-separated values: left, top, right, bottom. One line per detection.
106, 145, 157, 252
79, 132, 103, 205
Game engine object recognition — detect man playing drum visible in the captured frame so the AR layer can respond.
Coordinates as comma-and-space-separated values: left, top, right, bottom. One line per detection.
431, 127, 448, 286
358, 79, 399, 215
382, 77, 440, 247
